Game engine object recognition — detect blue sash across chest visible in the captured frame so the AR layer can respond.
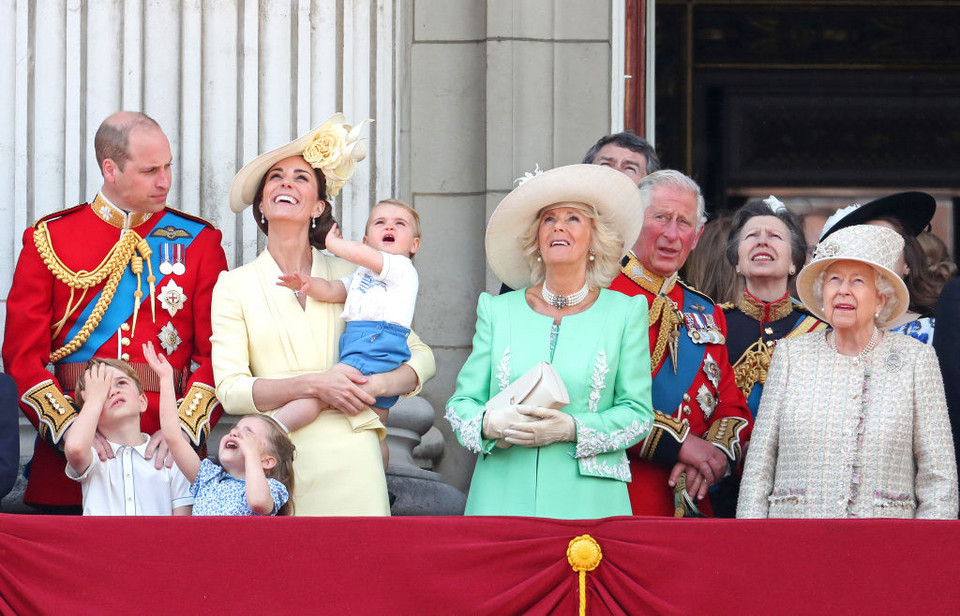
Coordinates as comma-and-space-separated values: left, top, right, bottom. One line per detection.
651, 288, 708, 414
59, 211, 206, 363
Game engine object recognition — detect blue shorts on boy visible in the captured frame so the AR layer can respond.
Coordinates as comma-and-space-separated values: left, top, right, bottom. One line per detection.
339, 320, 411, 409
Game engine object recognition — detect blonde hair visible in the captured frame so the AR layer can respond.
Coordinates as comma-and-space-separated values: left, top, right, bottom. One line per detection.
249, 415, 297, 516
518, 202, 623, 289
370, 198, 421, 237
75, 358, 143, 408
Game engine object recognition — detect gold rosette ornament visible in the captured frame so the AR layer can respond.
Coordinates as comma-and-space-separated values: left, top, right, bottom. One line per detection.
301, 114, 372, 197
567, 534, 602, 616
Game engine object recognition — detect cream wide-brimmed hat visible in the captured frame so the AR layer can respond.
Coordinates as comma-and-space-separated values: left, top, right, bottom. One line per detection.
229, 113, 371, 213
796, 224, 909, 327
485, 164, 644, 290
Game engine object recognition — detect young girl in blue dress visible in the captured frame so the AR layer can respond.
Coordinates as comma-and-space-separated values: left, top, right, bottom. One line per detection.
144, 342, 296, 515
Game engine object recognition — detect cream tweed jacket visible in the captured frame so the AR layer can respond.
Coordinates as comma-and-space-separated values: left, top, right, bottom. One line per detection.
738, 330, 958, 519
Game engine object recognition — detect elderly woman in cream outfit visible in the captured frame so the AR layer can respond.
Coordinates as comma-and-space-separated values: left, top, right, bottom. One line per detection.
737, 224, 957, 519
211, 116, 435, 515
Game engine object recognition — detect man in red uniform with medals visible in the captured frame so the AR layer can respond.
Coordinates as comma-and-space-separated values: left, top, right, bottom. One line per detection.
3, 111, 228, 513
609, 170, 752, 516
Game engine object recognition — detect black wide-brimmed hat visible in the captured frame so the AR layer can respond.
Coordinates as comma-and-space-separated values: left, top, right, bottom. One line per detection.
819, 191, 936, 241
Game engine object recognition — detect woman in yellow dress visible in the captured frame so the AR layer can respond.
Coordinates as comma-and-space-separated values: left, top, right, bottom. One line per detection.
211, 116, 435, 515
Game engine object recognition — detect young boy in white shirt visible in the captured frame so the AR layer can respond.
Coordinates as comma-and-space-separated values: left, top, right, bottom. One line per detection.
64, 358, 193, 515
276, 199, 421, 469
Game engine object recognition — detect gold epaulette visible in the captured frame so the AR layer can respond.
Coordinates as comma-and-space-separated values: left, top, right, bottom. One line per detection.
717, 302, 735, 311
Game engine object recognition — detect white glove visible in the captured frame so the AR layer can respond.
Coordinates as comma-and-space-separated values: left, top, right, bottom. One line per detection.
502, 405, 575, 448
482, 404, 531, 440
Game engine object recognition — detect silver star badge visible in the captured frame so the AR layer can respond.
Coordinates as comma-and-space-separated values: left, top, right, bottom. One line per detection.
159, 280, 188, 317
158, 322, 182, 354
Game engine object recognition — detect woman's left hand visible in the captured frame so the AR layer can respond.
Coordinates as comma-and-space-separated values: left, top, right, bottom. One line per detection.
306, 367, 374, 416
502, 405, 575, 447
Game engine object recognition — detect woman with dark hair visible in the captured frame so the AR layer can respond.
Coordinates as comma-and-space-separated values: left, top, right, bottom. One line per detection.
211, 115, 435, 515
819, 191, 940, 344
722, 197, 827, 419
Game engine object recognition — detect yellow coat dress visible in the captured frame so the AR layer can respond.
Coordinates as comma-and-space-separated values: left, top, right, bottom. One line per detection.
211, 249, 435, 515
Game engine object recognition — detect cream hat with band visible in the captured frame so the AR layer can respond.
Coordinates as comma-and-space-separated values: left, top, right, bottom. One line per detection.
229, 113, 371, 213
796, 224, 909, 328
486, 164, 644, 290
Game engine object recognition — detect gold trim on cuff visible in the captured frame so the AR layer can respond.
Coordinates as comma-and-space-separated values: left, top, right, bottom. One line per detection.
23, 379, 77, 444
705, 416, 749, 461
638, 410, 690, 460
178, 383, 219, 446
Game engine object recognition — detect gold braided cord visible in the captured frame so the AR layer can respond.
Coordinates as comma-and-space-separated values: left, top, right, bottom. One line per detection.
35, 224, 149, 363
648, 295, 682, 374
34, 221, 139, 289
731, 340, 772, 400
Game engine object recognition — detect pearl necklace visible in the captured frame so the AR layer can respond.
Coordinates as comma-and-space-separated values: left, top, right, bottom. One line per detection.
542, 282, 590, 309
827, 327, 882, 360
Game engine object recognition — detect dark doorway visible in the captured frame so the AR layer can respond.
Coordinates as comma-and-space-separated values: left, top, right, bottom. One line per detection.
640, 1, 960, 250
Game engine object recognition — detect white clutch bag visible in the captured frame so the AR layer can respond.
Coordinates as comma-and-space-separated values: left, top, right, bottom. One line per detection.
487, 361, 570, 412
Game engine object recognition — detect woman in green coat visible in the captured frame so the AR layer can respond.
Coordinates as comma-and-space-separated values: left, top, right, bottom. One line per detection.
446, 164, 654, 519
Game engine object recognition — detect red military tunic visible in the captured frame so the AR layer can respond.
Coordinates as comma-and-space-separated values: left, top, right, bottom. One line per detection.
2, 195, 228, 507
609, 253, 752, 516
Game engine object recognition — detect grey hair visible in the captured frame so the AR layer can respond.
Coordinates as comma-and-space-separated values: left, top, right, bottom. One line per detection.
811, 265, 899, 324
518, 203, 624, 289
638, 170, 707, 229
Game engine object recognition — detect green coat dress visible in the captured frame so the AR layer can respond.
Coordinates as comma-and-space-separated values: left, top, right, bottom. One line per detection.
446, 289, 653, 519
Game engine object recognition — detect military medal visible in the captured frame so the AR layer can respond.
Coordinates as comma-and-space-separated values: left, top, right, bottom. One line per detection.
159, 242, 174, 275
172, 244, 186, 276
159, 280, 188, 317
703, 353, 722, 389
696, 384, 717, 419
684, 312, 725, 345
158, 322, 182, 354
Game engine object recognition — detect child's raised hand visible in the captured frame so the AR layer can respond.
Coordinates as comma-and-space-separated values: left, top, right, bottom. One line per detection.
277, 272, 309, 295
326, 222, 342, 245
81, 363, 112, 406
142, 341, 174, 380
235, 428, 265, 460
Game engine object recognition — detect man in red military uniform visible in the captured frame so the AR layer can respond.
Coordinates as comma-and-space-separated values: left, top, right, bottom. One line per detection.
608, 169, 752, 517
2, 111, 228, 513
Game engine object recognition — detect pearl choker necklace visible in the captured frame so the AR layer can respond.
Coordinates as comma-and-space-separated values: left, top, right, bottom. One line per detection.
542, 282, 590, 309
827, 327, 882, 360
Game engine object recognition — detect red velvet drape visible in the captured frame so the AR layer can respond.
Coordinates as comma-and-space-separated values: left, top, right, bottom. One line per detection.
1, 515, 958, 615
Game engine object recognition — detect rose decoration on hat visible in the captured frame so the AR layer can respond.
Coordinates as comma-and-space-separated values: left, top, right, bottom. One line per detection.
302, 114, 371, 197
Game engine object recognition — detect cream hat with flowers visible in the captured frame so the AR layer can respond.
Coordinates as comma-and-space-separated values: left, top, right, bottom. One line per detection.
229, 113, 371, 212
486, 164, 644, 290
796, 224, 909, 327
